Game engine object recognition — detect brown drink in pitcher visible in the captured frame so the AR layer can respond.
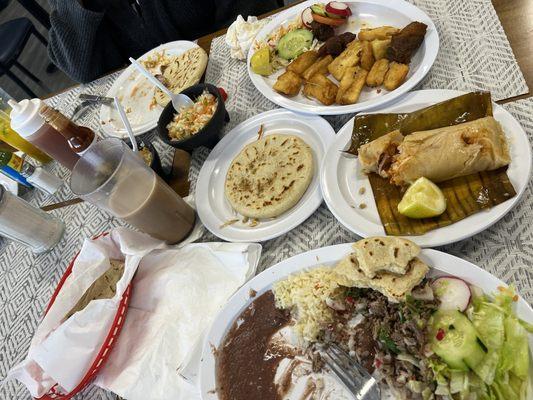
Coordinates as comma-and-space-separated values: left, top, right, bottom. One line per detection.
70, 138, 195, 243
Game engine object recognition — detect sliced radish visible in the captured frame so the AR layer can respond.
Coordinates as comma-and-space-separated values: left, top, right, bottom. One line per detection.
326, 1, 352, 17
301, 7, 314, 28
431, 276, 472, 312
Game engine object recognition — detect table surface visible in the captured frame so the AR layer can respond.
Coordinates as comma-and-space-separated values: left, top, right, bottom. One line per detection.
3, 1, 532, 399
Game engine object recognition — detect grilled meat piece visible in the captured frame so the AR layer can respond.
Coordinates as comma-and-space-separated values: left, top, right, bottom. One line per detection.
317, 32, 357, 57
310, 21, 335, 42
386, 21, 427, 64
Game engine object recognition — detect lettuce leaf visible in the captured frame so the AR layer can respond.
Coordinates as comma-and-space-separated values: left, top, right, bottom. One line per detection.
473, 349, 500, 385
472, 302, 505, 350
500, 316, 529, 380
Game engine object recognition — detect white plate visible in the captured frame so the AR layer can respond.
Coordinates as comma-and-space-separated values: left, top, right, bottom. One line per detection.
248, 0, 439, 115
195, 109, 335, 242
320, 89, 532, 247
200, 244, 533, 398
99, 41, 200, 138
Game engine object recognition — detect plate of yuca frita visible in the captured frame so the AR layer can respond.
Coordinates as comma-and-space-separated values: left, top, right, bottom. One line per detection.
195, 109, 335, 242
320, 89, 532, 247
247, 0, 438, 115
201, 239, 533, 399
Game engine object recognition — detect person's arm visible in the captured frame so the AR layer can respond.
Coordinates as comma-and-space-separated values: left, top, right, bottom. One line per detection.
213, 0, 281, 29
47, 0, 121, 83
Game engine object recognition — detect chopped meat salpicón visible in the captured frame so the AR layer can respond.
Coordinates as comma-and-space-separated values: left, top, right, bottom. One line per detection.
320, 283, 440, 399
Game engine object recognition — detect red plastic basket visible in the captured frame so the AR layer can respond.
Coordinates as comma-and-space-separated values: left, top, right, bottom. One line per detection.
36, 233, 133, 400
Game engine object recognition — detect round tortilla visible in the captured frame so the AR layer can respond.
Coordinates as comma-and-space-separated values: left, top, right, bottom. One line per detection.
225, 134, 314, 219
154, 47, 208, 107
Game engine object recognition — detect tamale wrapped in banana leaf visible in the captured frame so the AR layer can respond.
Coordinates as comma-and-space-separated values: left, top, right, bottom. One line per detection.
350, 92, 516, 236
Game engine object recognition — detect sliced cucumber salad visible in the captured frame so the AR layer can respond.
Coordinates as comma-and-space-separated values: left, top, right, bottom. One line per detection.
429, 280, 533, 400
276, 29, 313, 60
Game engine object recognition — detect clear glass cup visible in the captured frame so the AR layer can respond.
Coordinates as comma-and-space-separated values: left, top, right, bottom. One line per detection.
0, 186, 64, 253
70, 138, 196, 243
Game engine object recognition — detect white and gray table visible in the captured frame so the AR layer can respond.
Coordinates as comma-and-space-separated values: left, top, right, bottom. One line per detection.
0, 0, 532, 398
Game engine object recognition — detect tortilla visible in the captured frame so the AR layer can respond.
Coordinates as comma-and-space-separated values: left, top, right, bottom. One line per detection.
65, 259, 125, 320
353, 236, 420, 278
334, 253, 429, 302
154, 47, 208, 107
225, 134, 314, 219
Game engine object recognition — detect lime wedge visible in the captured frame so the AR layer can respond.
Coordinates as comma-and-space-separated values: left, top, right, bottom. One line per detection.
250, 47, 273, 76
398, 177, 447, 219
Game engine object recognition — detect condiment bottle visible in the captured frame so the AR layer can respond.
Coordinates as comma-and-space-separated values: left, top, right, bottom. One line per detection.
8, 99, 79, 170
0, 151, 63, 195
39, 105, 96, 154
0, 108, 52, 164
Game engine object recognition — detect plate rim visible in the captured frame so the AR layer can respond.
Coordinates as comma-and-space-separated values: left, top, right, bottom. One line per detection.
247, 0, 440, 116
199, 244, 533, 398
195, 108, 335, 242
99, 40, 200, 138
320, 88, 533, 247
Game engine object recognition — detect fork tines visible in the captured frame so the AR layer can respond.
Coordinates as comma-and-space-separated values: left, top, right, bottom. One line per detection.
321, 343, 380, 400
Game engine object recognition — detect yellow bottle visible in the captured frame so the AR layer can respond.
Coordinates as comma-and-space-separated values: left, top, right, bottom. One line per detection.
0, 109, 52, 164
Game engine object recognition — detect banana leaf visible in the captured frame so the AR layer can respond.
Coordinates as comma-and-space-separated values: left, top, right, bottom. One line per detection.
350, 92, 516, 236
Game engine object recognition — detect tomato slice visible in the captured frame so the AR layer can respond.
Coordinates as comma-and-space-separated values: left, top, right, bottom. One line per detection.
311, 13, 346, 27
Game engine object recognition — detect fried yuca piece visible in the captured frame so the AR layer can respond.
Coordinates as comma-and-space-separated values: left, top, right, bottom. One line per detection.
383, 62, 409, 91
273, 70, 303, 96
327, 41, 362, 81
336, 66, 358, 103
302, 55, 333, 80
371, 38, 391, 60
287, 51, 319, 75
303, 74, 338, 105
366, 59, 390, 87
340, 68, 368, 104
360, 41, 375, 71
358, 26, 399, 41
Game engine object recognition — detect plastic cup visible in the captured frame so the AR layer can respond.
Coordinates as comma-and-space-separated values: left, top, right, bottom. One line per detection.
70, 138, 195, 243
0, 186, 64, 253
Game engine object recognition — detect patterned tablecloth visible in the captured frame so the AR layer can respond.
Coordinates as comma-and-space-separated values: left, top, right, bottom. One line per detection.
0, 0, 531, 398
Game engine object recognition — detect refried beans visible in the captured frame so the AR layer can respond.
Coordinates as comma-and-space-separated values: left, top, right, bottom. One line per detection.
216, 290, 291, 400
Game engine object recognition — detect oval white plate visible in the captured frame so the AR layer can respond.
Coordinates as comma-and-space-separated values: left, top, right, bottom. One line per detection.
100, 40, 200, 138
195, 109, 335, 242
248, 0, 439, 116
200, 244, 533, 398
320, 89, 532, 247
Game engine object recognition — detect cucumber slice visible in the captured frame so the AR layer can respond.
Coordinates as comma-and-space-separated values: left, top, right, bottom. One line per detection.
430, 311, 486, 371
310, 4, 327, 16
277, 29, 314, 60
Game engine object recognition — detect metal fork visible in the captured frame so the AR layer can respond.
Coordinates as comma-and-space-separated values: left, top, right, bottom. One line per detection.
70, 94, 114, 121
321, 343, 381, 399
